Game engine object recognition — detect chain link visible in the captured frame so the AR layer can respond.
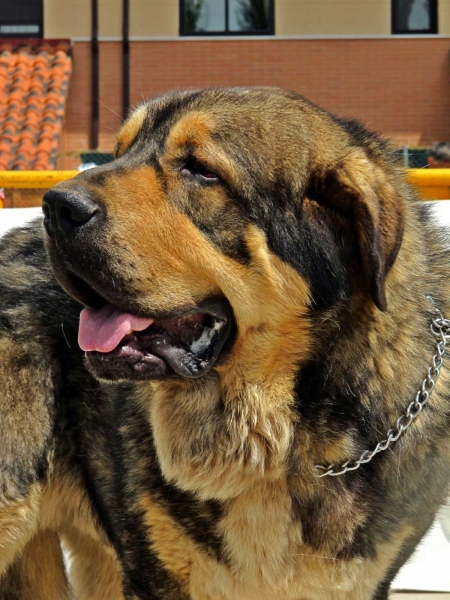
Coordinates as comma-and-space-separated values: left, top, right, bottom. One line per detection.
315, 310, 450, 478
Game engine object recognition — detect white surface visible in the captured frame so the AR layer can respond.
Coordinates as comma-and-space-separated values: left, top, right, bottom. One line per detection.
0, 207, 42, 237
1, 204, 450, 591
432, 200, 450, 227
394, 506, 450, 591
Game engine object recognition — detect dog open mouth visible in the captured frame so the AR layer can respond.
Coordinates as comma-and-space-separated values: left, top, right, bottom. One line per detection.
78, 299, 233, 381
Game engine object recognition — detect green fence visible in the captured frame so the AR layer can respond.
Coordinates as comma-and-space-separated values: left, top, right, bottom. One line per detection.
80, 149, 430, 169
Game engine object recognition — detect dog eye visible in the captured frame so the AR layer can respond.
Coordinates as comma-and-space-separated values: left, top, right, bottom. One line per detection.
182, 159, 219, 182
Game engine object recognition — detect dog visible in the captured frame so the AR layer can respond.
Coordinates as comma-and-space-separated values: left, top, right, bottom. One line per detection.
1, 87, 450, 600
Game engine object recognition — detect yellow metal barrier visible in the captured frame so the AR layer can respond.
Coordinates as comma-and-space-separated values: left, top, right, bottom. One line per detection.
0, 171, 78, 190
406, 169, 450, 200
0, 171, 79, 208
0, 169, 450, 206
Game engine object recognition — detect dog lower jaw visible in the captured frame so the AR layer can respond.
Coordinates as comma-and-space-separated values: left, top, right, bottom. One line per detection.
85, 346, 171, 381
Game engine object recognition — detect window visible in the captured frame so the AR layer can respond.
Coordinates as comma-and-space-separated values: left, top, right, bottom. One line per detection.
0, 0, 43, 38
392, 0, 437, 34
180, 0, 274, 36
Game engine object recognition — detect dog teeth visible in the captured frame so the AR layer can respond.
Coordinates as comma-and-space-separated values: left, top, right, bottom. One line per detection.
190, 320, 225, 354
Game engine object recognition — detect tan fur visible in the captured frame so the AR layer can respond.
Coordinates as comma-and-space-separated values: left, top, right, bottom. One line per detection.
41, 471, 106, 541
165, 112, 213, 154
186, 496, 412, 600
0, 303, 123, 596
1, 530, 71, 600
41, 471, 124, 599
163, 112, 240, 186
290, 526, 414, 600
0, 468, 123, 598
139, 494, 194, 588
0, 484, 42, 574
61, 530, 124, 600
133, 452, 412, 600
0, 334, 59, 581
0, 336, 56, 476
115, 104, 147, 157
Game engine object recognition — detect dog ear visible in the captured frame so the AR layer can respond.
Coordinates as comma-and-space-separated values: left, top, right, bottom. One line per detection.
307, 149, 405, 311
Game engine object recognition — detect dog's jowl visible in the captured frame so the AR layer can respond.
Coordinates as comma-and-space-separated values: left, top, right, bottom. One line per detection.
1, 88, 450, 600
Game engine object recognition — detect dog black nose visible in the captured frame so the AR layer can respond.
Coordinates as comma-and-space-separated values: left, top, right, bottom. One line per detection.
42, 188, 100, 238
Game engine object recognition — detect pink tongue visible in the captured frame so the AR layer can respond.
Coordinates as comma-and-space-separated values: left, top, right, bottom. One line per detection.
78, 304, 153, 353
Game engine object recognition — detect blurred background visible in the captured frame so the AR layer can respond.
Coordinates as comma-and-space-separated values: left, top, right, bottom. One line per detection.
2, 0, 450, 208
0, 0, 449, 174
1, 1, 450, 206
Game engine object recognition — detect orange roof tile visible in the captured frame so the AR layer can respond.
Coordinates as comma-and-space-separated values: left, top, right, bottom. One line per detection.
0, 39, 71, 170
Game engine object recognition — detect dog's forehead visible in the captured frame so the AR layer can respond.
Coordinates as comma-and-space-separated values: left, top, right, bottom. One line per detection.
116, 88, 315, 159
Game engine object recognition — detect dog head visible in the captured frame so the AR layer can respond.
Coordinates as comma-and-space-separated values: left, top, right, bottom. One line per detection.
43, 88, 406, 383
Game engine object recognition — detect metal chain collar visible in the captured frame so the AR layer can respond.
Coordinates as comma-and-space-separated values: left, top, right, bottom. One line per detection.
315, 309, 450, 478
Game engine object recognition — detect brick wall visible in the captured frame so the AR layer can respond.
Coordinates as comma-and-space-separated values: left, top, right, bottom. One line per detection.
58, 41, 124, 168
58, 42, 94, 169
57, 38, 450, 167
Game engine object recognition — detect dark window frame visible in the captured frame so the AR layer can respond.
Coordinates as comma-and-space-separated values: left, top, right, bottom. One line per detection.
0, 0, 43, 38
391, 0, 438, 34
180, 0, 275, 36
0, 23, 43, 38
